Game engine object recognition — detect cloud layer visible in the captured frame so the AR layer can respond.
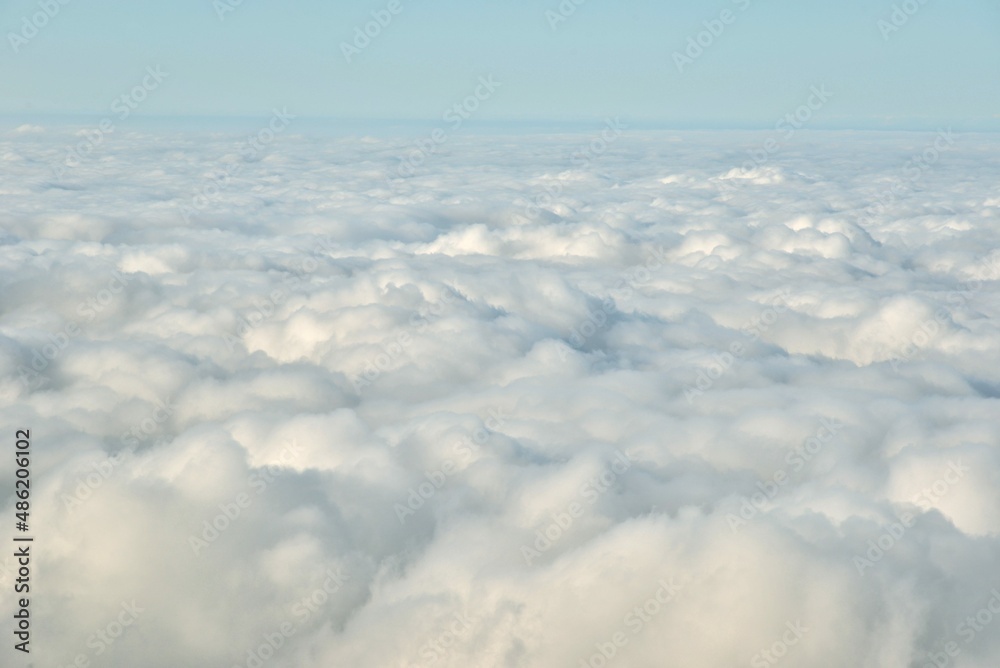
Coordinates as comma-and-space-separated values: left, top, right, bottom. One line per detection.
1, 124, 999, 668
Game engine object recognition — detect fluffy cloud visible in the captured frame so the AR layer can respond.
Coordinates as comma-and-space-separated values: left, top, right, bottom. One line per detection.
1, 124, 999, 667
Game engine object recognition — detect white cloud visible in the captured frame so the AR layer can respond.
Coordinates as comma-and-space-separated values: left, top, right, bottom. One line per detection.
2, 127, 999, 667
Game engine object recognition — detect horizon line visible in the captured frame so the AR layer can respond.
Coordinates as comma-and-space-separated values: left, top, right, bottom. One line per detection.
1, 113, 997, 134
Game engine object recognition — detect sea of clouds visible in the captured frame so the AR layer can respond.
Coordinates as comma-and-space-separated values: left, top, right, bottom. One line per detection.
1, 122, 999, 668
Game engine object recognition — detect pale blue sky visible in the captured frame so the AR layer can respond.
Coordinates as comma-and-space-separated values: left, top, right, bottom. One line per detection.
2, 0, 998, 129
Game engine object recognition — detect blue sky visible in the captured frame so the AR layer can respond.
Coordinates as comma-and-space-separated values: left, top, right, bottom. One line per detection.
2, 0, 998, 129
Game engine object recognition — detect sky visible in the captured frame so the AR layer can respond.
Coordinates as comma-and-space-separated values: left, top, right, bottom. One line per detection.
1, 0, 999, 130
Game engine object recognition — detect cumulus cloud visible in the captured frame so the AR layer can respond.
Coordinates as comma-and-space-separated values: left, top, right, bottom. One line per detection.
1, 125, 999, 667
